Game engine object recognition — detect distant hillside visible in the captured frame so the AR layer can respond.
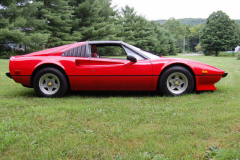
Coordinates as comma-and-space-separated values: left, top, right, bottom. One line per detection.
156, 20, 167, 24
157, 18, 240, 26
235, 20, 240, 24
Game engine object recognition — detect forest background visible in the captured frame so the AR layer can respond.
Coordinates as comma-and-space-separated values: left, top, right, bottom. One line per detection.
0, 0, 240, 58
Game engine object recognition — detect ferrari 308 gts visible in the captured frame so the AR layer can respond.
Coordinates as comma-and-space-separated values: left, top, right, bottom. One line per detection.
6, 41, 227, 97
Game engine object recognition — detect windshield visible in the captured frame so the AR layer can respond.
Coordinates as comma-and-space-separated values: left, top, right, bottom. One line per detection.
124, 43, 160, 60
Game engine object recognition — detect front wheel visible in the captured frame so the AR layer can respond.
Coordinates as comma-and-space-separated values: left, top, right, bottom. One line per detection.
159, 66, 194, 96
33, 68, 68, 97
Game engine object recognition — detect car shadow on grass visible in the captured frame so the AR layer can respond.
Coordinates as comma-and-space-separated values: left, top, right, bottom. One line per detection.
66, 91, 162, 98
66, 90, 214, 98
8, 88, 212, 98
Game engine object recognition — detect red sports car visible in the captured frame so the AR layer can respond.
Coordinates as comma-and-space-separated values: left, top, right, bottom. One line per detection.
6, 41, 227, 97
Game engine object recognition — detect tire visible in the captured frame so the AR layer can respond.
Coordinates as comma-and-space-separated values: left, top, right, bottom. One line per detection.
159, 66, 194, 96
33, 67, 68, 97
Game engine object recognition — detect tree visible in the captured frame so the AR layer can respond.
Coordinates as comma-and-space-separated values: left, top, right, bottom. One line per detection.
35, 0, 75, 47
200, 11, 240, 56
0, 0, 177, 57
195, 43, 202, 53
69, 0, 121, 41
0, 0, 50, 56
119, 6, 176, 55
162, 18, 189, 53
188, 24, 203, 52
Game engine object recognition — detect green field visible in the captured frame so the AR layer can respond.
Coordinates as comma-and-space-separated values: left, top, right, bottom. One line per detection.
1, 55, 240, 159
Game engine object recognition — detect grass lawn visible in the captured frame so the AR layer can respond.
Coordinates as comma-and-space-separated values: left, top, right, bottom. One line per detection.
0, 55, 240, 159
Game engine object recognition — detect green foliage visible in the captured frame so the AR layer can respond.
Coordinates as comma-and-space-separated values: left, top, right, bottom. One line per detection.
37, 0, 75, 47
159, 17, 240, 53
162, 18, 187, 36
70, 0, 121, 41
188, 24, 203, 52
178, 18, 207, 26
1, 1, 176, 56
218, 52, 236, 57
0, 1, 52, 55
2, 2, 240, 58
200, 11, 240, 56
195, 43, 202, 53
0, 51, 16, 59
162, 18, 189, 53
98, 46, 126, 56
203, 50, 215, 56
236, 52, 240, 60
118, 6, 176, 55
157, 18, 240, 26
234, 19, 240, 25
203, 146, 221, 159
156, 19, 167, 24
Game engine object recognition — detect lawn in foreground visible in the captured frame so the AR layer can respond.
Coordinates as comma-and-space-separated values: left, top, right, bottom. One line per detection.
0, 55, 240, 159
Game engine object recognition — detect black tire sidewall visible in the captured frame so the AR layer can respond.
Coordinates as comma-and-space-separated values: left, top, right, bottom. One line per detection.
159, 66, 194, 96
33, 68, 68, 97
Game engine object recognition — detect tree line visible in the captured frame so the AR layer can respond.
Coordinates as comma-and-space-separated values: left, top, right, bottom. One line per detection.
157, 18, 240, 26
0, 0, 239, 58
0, 0, 176, 58
161, 14, 240, 55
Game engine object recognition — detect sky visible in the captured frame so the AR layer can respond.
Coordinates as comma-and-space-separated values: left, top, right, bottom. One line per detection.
111, 0, 240, 20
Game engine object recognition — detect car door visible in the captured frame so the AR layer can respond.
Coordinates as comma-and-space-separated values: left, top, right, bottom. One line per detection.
61, 44, 99, 90
89, 44, 153, 90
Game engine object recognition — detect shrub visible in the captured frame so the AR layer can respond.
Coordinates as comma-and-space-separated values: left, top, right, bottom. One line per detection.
195, 43, 202, 53
218, 52, 236, 57
0, 51, 16, 59
203, 50, 215, 56
236, 52, 240, 60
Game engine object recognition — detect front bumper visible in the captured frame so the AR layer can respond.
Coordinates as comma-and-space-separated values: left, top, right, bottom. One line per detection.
222, 72, 228, 78
6, 72, 12, 79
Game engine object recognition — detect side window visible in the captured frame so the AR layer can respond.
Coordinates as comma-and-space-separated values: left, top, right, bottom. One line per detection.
90, 44, 126, 59
62, 45, 87, 57
90, 44, 144, 60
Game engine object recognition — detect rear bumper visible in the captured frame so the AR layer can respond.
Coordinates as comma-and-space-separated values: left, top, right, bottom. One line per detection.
222, 72, 228, 78
6, 72, 12, 79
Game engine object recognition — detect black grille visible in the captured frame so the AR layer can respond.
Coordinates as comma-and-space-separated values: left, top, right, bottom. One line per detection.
62, 45, 87, 57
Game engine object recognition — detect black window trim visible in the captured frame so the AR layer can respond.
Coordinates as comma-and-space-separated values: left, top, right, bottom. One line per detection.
121, 44, 146, 60
87, 41, 149, 60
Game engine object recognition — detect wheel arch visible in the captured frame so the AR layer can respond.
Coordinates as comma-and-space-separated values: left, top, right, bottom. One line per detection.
30, 63, 70, 89
157, 63, 196, 91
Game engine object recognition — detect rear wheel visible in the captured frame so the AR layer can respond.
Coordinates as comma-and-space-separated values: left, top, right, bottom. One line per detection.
159, 66, 194, 96
33, 68, 68, 97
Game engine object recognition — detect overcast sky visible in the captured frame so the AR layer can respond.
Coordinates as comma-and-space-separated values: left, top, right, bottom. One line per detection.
111, 0, 240, 20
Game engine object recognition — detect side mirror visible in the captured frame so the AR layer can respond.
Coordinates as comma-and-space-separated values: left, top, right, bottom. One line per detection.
127, 55, 137, 62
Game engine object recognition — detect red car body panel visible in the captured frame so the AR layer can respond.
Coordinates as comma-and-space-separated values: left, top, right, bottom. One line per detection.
7, 41, 226, 93
89, 58, 153, 90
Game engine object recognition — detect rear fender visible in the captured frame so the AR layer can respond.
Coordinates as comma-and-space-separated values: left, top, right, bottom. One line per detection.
30, 62, 68, 88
